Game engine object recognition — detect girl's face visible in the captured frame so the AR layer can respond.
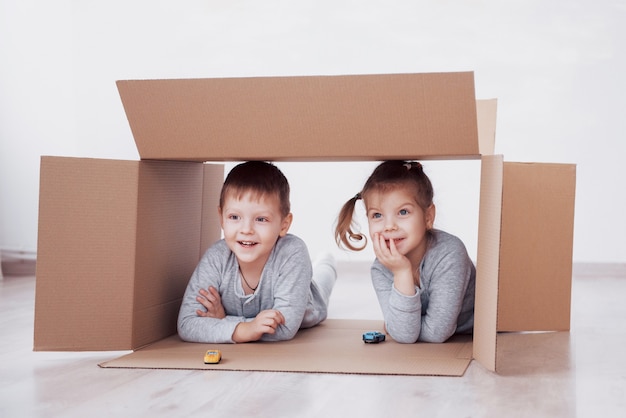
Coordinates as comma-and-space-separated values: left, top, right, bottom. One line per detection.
365, 187, 435, 266
219, 191, 292, 270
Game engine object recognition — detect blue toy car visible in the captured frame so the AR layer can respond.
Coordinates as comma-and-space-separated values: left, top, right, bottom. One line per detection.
362, 331, 386, 343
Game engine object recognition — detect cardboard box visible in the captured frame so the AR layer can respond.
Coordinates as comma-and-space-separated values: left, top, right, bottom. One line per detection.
35, 158, 223, 350
34, 72, 576, 373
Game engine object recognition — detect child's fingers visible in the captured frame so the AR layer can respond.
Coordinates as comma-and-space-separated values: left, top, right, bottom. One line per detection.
276, 310, 285, 324
372, 232, 387, 257
388, 236, 398, 255
208, 286, 221, 302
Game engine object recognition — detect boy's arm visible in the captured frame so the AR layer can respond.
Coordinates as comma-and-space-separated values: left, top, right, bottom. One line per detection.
259, 238, 313, 342
232, 309, 285, 342
177, 246, 242, 343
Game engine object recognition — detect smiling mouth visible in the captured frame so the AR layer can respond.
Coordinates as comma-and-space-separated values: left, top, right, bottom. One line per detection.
384, 238, 404, 246
238, 241, 258, 247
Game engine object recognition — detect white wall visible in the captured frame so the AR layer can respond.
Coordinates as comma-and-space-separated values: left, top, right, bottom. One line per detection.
1, 0, 624, 263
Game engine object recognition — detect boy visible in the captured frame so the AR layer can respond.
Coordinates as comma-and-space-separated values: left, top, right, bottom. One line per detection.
177, 161, 336, 343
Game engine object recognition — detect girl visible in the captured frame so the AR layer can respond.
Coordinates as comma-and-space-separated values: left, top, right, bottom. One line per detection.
335, 160, 475, 343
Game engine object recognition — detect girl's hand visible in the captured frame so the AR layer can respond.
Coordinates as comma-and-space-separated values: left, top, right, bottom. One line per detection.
196, 286, 226, 319
232, 309, 285, 342
372, 232, 416, 296
372, 232, 411, 273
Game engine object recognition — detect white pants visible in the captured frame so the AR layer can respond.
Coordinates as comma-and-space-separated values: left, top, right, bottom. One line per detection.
300, 253, 337, 329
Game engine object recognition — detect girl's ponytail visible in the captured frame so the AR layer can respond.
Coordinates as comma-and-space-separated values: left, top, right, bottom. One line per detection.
334, 193, 367, 251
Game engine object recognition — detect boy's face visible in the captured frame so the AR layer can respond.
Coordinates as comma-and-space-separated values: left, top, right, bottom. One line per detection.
219, 191, 292, 269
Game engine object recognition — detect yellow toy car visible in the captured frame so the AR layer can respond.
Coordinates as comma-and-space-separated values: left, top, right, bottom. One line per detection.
203, 349, 222, 364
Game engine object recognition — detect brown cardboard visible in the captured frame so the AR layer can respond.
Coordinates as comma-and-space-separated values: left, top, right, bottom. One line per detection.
473, 156, 576, 371
473, 155, 504, 372
116, 72, 480, 161
99, 319, 473, 377
34, 157, 223, 350
34, 71, 576, 375
497, 162, 576, 332
476, 99, 497, 155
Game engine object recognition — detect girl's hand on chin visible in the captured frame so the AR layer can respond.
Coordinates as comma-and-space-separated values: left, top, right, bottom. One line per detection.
373, 232, 411, 273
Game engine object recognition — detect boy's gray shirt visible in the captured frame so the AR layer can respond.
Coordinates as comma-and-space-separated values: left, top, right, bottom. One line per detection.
177, 234, 314, 343
371, 229, 476, 343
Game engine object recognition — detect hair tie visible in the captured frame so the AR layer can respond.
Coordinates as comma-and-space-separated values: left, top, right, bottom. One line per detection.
404, 161, 423, 171
354, 192, 362, 200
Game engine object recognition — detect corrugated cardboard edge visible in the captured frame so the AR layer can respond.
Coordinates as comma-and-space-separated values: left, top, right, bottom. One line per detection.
476, 99, 497, 155
474, 155, 504, 372
200, 163, 224, 256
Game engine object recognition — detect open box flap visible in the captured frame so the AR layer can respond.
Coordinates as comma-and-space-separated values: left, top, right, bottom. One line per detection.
476, 99, 497, 155
116, 72, 480, 162
473, 155, 576, 372
474, 155, 504, 372
497, 162, 576, 332
34, 157, 224, 351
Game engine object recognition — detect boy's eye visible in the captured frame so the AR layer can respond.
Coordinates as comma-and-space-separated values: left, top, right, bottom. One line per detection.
256, 217, 269, 223
228, 214, 240, 221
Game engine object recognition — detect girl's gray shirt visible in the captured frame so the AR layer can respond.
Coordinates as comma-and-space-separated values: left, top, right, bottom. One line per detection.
371, 229, 475, 343
177, 234, 321, 343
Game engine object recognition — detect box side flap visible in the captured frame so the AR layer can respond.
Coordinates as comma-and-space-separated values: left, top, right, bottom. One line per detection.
201, 163, 225, 256
132, 161, 207, 348
476, 99, 497, 155
473, 155, 504, 372
34, 157, 139, 351
116, 72, 479, 161
497, 162, 576, 331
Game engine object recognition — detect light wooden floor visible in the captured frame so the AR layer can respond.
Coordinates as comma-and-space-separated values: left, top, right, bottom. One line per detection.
1, 262, 625, 417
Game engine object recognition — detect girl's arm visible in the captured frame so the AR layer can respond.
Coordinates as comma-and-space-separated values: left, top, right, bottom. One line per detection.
371, 262, 422, 343
417, 250, 474, 343
371, 238, 474, 343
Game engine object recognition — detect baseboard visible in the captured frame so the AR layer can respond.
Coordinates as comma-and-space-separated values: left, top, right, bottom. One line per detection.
1, 259, 36, 277
0, 254, 623, 280
572, 262, 626, 278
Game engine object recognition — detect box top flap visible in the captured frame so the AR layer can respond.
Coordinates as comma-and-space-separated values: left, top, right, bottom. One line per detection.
116, 72, 480, 162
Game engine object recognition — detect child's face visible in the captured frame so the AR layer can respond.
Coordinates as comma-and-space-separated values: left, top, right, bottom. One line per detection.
219, 191, 292, 269
365, 187, 435, 265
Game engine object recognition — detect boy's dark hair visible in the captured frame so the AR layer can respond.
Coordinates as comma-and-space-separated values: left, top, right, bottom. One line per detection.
219, 161, 291, 218
335, 160, 434, 251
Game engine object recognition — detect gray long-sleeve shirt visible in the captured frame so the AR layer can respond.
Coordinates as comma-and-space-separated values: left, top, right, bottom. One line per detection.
371, 229, 475, 343
177, 234, 322, 343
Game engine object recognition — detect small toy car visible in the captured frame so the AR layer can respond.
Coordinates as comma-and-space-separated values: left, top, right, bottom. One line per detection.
203, 349, 222, 364
362, 331, 386, 344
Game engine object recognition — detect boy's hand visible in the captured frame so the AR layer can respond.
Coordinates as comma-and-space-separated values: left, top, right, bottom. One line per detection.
232, 309, 285, 342
196, 286, 226, 319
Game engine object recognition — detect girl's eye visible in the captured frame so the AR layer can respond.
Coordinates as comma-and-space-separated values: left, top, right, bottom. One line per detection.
399, 209, 409, 216
371, 213, 382, 219
228, 214, 240, 221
